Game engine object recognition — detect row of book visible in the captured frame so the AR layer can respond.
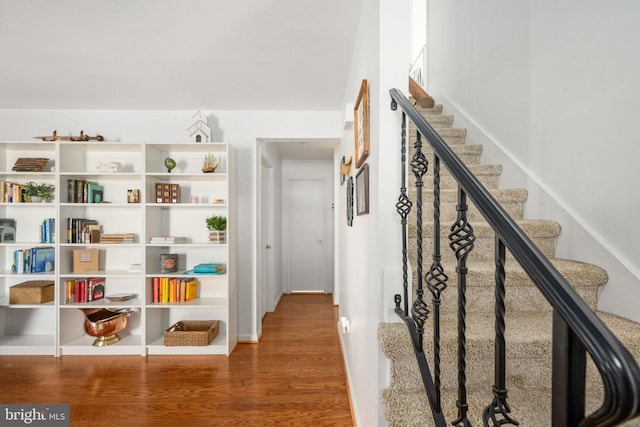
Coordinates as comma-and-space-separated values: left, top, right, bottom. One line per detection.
152, 277, 198, 303
66, 218, 100, 244
64, 277, 105, 304
40, 218, 55, 243
67, 179, 104, 204
12, 246, 55, 274
0, 182, 27, 203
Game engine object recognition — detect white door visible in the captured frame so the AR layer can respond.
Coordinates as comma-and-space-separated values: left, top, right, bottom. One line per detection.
288, 178, 326, 292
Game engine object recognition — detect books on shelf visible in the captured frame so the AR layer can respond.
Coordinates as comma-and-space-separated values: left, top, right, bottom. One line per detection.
150, 236, 186, 244
40, 218, 55, 243
65, 277, 105, 304
66, 218, 100, 244
100, 233, 135, 244
152, 277, 198, 303
183, 263, 226, 275
67, 179, 105, 203
12, 246, 55, 274
0, 182, 25, 203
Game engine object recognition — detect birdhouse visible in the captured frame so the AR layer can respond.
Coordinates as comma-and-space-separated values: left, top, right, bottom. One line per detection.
187, 111, 211, 143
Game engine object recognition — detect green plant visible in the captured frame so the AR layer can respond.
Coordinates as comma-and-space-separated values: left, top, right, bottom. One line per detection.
205, 215, 227, 231
23, 182, 55, 201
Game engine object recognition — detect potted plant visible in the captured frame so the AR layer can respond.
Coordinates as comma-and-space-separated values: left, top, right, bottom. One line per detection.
205, 215, 227, 243
23, 182, 55, 202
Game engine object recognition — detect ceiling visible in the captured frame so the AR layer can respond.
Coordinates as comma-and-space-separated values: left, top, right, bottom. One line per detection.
0, 0, 363, 111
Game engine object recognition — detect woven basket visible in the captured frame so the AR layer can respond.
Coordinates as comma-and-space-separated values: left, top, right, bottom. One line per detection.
164, 320, 219, 346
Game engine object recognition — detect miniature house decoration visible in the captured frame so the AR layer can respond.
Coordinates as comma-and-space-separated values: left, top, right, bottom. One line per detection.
187, 111, 211, 143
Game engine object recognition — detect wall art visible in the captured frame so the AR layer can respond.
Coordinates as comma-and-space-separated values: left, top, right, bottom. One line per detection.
356, 163, 369, 215
354, 79, 370, 168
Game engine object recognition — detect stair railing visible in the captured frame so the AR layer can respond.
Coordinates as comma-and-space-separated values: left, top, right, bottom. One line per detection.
389, 88, 640, 427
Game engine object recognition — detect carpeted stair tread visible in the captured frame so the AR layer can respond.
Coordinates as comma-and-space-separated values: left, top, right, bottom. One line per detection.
382, 386, 640, 426
423, 164, 503, 190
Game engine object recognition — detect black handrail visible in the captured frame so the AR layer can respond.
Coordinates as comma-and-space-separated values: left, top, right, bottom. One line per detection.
389, 88, 640, 426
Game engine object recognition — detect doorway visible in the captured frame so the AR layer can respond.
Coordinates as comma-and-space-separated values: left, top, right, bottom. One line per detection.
282, 160, 334, 294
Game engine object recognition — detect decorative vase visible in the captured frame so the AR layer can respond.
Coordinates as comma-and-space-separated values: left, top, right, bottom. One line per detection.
30, 196, 43, 203
209, 230, 226, 244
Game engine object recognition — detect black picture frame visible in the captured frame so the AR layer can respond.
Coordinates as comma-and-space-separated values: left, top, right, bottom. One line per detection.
356, 163, 369, 215
346, 177, 354, 226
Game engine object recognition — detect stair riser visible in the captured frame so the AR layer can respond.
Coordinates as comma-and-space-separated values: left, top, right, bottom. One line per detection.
407, 149, 482, 166
422, 172, 500, 190
405, 282, 599, 313
408, 115, 454, 129
407, 198, 525, 222
408, 233, 558, 263
409, 133, 467, 146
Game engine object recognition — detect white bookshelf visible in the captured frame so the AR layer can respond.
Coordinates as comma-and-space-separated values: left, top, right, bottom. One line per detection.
0, 140, 236, 356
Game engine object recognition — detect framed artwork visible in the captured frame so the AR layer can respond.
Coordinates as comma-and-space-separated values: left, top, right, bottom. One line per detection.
346, 177, 354, 226
354, 79, 370, 168
356, 163, 369, 215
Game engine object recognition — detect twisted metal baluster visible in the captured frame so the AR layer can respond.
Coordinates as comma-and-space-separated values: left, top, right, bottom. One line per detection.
395, 112, 413, 316
483, 237, 519, 426
425, 154, 448, 412
410, 130, 430, 351
449, 187, 475, 427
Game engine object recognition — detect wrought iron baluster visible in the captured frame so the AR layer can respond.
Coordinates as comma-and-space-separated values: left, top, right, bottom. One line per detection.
449, 187, 475, 427
410, 130, 430, 352
395, 112, 413, 316
483, 237, 519, 426
425, 154, 448, 413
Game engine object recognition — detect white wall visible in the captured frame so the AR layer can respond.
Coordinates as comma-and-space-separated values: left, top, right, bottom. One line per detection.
426, 0, 640, 322
0, 108, 343, 341
336, 0, 409, 425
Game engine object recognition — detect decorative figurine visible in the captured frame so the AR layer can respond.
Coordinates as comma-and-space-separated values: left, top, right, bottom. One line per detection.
164, 157, 176, 173
187, 111, 211, 143
201, 154, 218, 173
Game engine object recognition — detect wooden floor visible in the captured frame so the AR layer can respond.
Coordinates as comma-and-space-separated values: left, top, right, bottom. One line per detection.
0, 294, 354, 426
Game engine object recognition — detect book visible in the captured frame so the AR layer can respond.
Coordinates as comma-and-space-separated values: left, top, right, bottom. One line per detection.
150, 236, 185, 244
87, 183, 104, 203
31, 246, 55, 273
193, 263, 225, 274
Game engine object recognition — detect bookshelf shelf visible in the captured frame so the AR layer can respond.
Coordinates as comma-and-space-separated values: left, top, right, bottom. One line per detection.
0, 141, 236, 357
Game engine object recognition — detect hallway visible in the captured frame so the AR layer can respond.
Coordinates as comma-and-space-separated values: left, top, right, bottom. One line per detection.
0, 294, 353, 426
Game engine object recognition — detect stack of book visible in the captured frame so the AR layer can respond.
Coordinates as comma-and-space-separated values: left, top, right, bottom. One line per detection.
152, 277, 198, 303
12, 158, 49, 172
64, 277, 105, 304
12, 246, 55, 274
100, 233, 135, 244
184, 263, 226, 275
149, 236, 185, 244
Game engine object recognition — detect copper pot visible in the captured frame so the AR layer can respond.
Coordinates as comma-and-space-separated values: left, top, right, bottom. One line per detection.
81, 308, 135, 347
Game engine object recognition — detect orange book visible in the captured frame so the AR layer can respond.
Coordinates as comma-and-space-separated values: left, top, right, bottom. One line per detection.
153, 277, 160, 303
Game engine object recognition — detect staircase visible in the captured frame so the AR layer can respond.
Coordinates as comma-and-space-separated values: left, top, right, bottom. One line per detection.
378, 101, 640, 426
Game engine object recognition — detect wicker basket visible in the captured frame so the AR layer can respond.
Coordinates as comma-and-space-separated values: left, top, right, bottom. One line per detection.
164, 320, 219, 346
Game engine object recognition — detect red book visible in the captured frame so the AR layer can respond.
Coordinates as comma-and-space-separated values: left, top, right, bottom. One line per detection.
153, 277, 160, 303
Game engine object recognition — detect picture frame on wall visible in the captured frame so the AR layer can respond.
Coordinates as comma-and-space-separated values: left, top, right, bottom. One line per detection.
347, 177, 354, 226
356, 163, 369, 215
354, 79, 370, 169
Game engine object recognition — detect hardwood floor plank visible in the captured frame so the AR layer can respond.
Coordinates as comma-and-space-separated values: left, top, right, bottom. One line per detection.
0, 294, 353, 426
